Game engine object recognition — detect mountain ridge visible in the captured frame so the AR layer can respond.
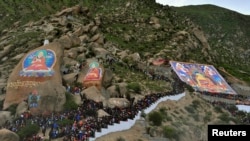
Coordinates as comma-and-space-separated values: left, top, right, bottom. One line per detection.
173, 4, 250, 84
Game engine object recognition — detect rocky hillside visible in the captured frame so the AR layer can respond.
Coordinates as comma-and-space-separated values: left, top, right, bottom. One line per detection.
1, 1, 249, 84
0, 0, 249, 141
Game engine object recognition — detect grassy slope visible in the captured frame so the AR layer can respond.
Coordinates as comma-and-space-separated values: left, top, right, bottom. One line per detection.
0, 0, 80, 31
173, 4, 250, 83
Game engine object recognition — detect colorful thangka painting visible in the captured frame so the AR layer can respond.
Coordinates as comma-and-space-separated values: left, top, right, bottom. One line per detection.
170, 61, 237, 95
83, 62, 102, 82
28, 90, 40, 108
19, 49, 56, 77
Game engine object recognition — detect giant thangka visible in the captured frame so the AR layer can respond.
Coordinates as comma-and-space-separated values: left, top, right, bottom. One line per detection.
170, 61, 237, 95
83, 61, 104, 90
3, 41, 66, 115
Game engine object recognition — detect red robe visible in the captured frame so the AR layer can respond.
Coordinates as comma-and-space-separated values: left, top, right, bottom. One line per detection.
26, 57, 48, 70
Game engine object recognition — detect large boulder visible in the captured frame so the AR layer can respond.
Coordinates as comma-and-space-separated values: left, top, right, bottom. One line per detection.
93, 47, 108, 58
82, 86, 105, 103
0, 111, 12, 126
62, 72, 78, 85
192, 27, 211, 50
108, 98, 130, 108
107, 85, 119, 98
15, 101, 28, 117
97, 109, 110, 118
58, 35, 72, 49
102, 68, 113, 88
0, 129, 19, 141
129, 52, 140, 62
65, 48, 78, 59
117, 83, 128, 97
73, 94, 82, 105
3, 41, 66, 115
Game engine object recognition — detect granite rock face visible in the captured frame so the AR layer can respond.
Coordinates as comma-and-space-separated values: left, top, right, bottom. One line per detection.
3, 42, 66, 115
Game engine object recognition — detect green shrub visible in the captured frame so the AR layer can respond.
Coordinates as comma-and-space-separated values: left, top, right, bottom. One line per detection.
203, 111, 212, 123
191, 113, 200, 121
159, 107, 167, 114
227, 104, 238, 112
172, 121, 182, 128
192, 100, 200, 109
184, 105, 196, 114
63, 92, 78, 110
148, 111, 163, 126
116, 136, 126, 141
162, 126, 179, 139
127, 82, 141, 93
17, 124, 40, 140
7, 104, 18, 115
214, 106, 223, 113
159, 107, 172, 121
218, 113, 231, 123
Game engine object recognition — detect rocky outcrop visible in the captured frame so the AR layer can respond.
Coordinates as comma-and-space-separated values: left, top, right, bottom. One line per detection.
107, 85, 119, 97
192, 27, 211, 50
0, 129, 19, 141
117, 83, 128, 97
0, 111, 12, 126
102, 69, 113, 88
3, 41, 65, 115
108, 98, 130, 108
62, 72, 78, 85
82, 86, 105, 103
15, 101, 28, 117
97, 109, 110, 117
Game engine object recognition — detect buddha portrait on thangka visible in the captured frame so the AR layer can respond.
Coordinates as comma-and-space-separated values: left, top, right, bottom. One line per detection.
84, 62, 102, 81
19, 49, 56, 77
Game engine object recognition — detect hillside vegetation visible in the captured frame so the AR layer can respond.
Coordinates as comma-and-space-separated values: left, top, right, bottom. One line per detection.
1, 1, 249, 84
173, 4, 250, 83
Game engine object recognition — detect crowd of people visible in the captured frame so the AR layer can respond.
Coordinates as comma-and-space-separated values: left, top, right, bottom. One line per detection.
1, 79, 185, 141
199, 91, 250, 105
